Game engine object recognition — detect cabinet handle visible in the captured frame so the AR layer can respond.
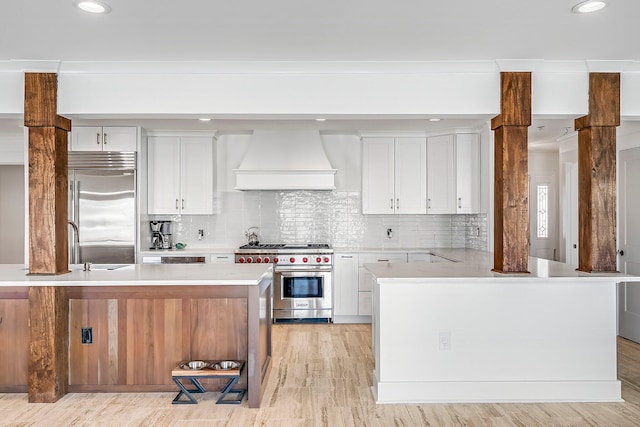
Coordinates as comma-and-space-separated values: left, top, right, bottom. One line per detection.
182, 199, 185, 209
390, 198, 393, 210
458, 197, 462, 209
396, 198, 399, 209
341, 255, 353, 259
175, 199, 179, 209
428, 198, 431, 209
378, 259, 390, 262
96, 133, 101, 145
103, 133, 107, 144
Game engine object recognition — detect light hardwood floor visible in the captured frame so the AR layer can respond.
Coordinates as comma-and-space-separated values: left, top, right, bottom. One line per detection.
2, 324, 640, 426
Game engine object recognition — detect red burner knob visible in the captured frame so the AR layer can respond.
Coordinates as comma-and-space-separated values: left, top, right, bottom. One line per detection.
238, 257, 245, 263
264, 257, 270, 263
289, 257, 296, 263
246, 257, 253, 263
256, 257, 262, 263
316, 257, 322, 263
274, 257, 279, 263
303, 257, 308, 263
324, 257, 330, 263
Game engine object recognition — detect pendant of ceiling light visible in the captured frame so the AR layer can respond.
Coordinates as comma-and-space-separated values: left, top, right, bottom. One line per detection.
572, 1, 607, 14
73, 1, 112, 14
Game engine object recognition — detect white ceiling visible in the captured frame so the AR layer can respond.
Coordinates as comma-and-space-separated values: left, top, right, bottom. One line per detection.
2, 0, 640, 148
3, 0, 639, 62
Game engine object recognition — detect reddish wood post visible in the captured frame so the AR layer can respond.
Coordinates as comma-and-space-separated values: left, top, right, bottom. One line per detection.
24, 73, 71, 275
24, 73, 71, 402
575, 73, 620, 272
491, 72, 531, 273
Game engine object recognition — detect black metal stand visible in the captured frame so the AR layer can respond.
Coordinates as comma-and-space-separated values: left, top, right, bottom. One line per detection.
171, 363, 246, 404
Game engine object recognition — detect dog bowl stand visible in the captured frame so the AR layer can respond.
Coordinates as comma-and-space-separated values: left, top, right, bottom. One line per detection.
171, 360, 246, 404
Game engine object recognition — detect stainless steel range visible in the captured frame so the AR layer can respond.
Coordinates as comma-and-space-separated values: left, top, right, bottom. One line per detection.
235, 244, 333, 323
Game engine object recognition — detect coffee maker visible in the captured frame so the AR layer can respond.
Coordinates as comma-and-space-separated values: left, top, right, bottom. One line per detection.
150, 220, 173, 249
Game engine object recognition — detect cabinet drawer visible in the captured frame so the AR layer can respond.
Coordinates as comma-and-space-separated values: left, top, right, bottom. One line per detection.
359, 252, 407, 265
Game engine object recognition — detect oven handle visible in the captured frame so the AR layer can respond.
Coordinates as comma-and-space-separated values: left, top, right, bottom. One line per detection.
275, 267, 332, 274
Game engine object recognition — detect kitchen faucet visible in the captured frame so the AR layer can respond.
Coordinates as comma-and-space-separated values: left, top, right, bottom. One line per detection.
68, 220, 80, 264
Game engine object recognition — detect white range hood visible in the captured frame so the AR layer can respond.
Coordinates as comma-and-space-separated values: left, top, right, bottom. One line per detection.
234, 129, 337, 190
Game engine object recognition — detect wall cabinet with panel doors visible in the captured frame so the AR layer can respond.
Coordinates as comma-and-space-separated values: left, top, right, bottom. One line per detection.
147, 136, 214, 215
362, 137, 427, 214
427, 133, 480, 214
71, 126, 137, 151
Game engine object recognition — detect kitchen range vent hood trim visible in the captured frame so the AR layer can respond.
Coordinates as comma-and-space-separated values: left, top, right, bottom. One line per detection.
234, 130, 337, 191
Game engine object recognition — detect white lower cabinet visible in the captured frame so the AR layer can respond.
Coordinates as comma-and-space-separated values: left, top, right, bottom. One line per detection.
357, 252, 407, 318
358, 291, 373, 316
333, 253, 359, 317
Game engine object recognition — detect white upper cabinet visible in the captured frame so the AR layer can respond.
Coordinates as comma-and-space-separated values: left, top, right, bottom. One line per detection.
426, 134, 456, 214
455, 134, 481, 214
71, 126, 137, 151
427, 133, 480, 214
362, 137, 427, 214
147, 136, 214, 215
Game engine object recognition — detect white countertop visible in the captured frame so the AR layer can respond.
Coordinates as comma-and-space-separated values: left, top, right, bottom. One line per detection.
365, 249, 638, 282
0, 263, 272, 287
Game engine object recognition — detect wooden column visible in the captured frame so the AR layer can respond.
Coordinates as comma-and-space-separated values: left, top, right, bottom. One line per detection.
575, 73, 620, 272
28, 286, 69, 402
24, 73, 71, 275
491, 72, 531, 273
24, 73, 71, 402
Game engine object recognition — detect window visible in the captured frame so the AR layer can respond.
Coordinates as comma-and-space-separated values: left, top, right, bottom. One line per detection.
537, 184, 549, 238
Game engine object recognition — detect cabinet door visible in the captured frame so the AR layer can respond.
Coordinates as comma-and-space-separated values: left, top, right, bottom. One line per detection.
71, 126, 103, 151
69, 299, 119, 385
394, 137, 427, 214
427, 134, 456, 214
0, 299, 28, 387
334, 254, 359, 316
362, 138, 395, 214
456, 134, 480, 213
126, 298, 186, 385
180, 137, 214, 215
358, 291, 373, 316
102, 127, 137, 151
148, 136, 181, 214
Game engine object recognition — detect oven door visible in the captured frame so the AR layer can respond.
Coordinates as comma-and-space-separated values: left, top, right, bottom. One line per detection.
273, 268, 332, 316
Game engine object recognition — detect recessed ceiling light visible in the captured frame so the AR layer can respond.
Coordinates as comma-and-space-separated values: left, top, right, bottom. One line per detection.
73, 1, 112, 14
315, 118, 327, 122
198, 118, 212, 122
428, 118, 441, 122
572, 1, 607, 14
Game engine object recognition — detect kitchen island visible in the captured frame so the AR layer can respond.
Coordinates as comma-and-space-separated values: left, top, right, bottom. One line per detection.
0, 263, 272, 408
365, 250, 634, 404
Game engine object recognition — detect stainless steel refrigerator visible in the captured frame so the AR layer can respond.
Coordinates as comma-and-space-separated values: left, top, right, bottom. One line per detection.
68, 152, 136, 264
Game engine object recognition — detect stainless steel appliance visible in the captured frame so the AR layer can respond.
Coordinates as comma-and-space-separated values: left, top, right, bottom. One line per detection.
235, 243, 333, 322
68, 152, 136, 264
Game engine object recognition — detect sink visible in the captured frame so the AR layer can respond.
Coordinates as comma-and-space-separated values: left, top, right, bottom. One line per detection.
69, 264, 132, 271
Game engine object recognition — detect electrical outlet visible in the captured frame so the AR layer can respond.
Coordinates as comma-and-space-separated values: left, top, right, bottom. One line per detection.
386, 228, 393, 238
438, 331, 451, 351
81, 327, 92, 344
